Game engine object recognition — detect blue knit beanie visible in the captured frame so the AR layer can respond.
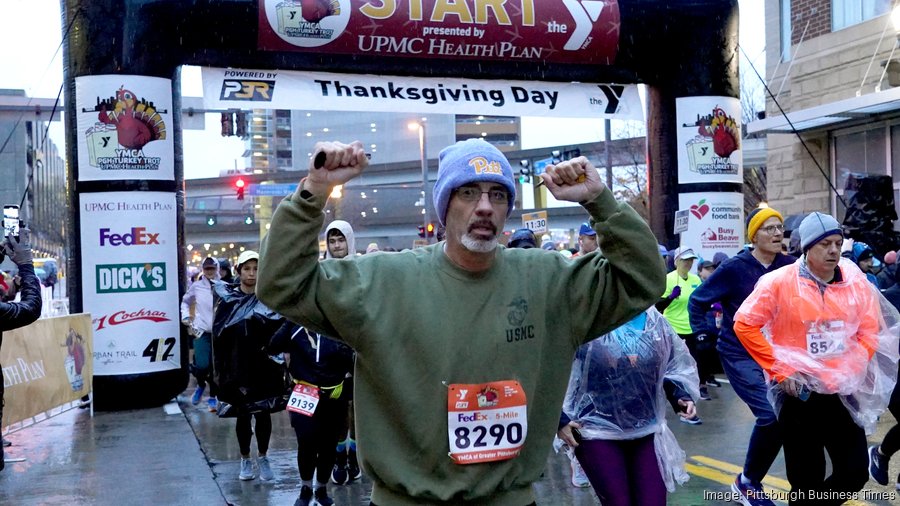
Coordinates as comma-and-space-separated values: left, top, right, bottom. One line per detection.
432, 139, 516, 226
798, 212, 842, 252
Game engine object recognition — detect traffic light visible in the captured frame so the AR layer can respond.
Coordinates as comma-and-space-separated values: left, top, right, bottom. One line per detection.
563, 148, 581, 159
206, 215, 217, 226
244, 214, 254, 225
518, 160, 531, 184
235, 111, 248, 138
418, 223, 436, 238
235, 177, 246, 200
221, 112, 234, 137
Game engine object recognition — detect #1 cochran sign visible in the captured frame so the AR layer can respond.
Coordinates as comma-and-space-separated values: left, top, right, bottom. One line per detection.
258, 0, 620, 65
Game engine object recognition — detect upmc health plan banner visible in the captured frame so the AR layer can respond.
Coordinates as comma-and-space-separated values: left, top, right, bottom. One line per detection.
257, 0, 620, 66
79, 192, 180, 376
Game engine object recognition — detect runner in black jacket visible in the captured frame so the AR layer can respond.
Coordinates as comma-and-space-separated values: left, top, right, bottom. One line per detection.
269, 321, 354, 506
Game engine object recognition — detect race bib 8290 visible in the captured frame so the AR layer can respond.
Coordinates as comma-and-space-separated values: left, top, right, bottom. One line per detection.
447, 380, 527, 464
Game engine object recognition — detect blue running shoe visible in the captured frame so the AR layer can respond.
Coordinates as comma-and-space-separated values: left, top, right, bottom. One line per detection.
731, 473, 776, 506
293, 486, 313, 506
191, 385, 205, 406
870, 445, 889, 486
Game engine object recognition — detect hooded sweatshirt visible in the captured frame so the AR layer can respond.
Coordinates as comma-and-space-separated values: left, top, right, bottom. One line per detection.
687, 248, 795, 356
180, 256, 220, 334
850, 242, 880, 288
325, 220, 355, 259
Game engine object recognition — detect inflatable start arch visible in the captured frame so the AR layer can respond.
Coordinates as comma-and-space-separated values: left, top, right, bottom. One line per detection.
62, 0, 740, 408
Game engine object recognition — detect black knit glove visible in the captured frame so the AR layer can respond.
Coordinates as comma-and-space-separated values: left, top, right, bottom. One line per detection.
3, 228, 33, 265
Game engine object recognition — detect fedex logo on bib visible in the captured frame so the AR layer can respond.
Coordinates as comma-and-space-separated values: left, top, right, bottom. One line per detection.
447, 380, 527, 464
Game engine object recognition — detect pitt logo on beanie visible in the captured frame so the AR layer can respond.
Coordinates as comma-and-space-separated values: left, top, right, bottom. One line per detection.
432, 139, 516, 226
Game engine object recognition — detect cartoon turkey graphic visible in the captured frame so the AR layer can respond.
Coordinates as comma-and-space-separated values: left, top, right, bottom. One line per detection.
697, 106, 739, 158
98, 86, 166, 150
300, 0, 341, 23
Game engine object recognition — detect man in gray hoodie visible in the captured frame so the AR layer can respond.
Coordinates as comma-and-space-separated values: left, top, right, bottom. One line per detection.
324, 220, 355, 260
322, 219, 363, 488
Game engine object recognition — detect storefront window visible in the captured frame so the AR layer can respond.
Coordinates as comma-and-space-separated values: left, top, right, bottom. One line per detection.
832, 0, 892, 31
834, 127, 886, 191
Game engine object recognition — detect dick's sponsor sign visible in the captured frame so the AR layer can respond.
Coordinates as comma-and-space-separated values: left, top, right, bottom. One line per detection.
96, 263, 166, 293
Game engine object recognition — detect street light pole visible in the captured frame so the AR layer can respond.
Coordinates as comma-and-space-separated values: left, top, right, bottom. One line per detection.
410, 121, 430, 243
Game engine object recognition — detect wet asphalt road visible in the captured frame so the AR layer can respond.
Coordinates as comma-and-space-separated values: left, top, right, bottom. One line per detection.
2, 376, 899, 505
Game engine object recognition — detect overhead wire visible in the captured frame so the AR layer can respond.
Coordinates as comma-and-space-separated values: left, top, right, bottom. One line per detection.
0, 7, 81, 208
738, 44, 847, 209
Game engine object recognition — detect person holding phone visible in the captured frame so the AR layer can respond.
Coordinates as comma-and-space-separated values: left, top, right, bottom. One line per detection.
0, 226, 42, 471
557, 307, 700, 506
3, 206, 19, 241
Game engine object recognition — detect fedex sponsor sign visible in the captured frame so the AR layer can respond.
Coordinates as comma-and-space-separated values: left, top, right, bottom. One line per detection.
100, 227, 160, 246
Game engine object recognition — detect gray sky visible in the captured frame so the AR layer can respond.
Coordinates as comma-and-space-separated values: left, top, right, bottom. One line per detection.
1, 0, 766, 179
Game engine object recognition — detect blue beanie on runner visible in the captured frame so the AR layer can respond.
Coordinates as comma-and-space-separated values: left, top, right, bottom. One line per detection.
432, 139, 516, 226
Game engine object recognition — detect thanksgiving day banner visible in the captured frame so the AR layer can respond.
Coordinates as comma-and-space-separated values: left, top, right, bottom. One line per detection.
202, 67, 643, 120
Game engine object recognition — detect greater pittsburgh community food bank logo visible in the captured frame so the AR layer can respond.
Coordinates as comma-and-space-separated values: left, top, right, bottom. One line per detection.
82, 85, 167, 171
690, 199, 710, 220
690, 199, 742, 248
683, 106, 740, 176
266, 0, 349, 48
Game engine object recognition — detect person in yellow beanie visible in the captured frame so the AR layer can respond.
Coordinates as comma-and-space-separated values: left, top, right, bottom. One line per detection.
687, 206, 796, 505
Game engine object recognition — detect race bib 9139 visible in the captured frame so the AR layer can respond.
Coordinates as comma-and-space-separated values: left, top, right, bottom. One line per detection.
287, 384, 319, 416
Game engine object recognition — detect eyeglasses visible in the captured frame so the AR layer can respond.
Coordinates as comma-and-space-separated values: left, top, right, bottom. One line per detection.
454, 186, 509, 204
759, 224, 785, 234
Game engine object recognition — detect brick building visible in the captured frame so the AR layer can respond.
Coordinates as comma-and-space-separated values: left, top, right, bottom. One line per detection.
752, 0, 900, 228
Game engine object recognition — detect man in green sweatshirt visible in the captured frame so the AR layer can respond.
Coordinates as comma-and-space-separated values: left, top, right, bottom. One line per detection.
258, 139, 666, 506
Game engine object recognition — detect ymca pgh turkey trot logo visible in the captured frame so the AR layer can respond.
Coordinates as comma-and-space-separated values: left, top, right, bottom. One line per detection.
683, 105, 740, 176
83, 85, 167, 171
265, 0, 350, 47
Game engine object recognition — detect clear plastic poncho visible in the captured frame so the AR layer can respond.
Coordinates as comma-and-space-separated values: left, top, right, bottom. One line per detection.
558, 307, 700, 491
737, 257, 900, 434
